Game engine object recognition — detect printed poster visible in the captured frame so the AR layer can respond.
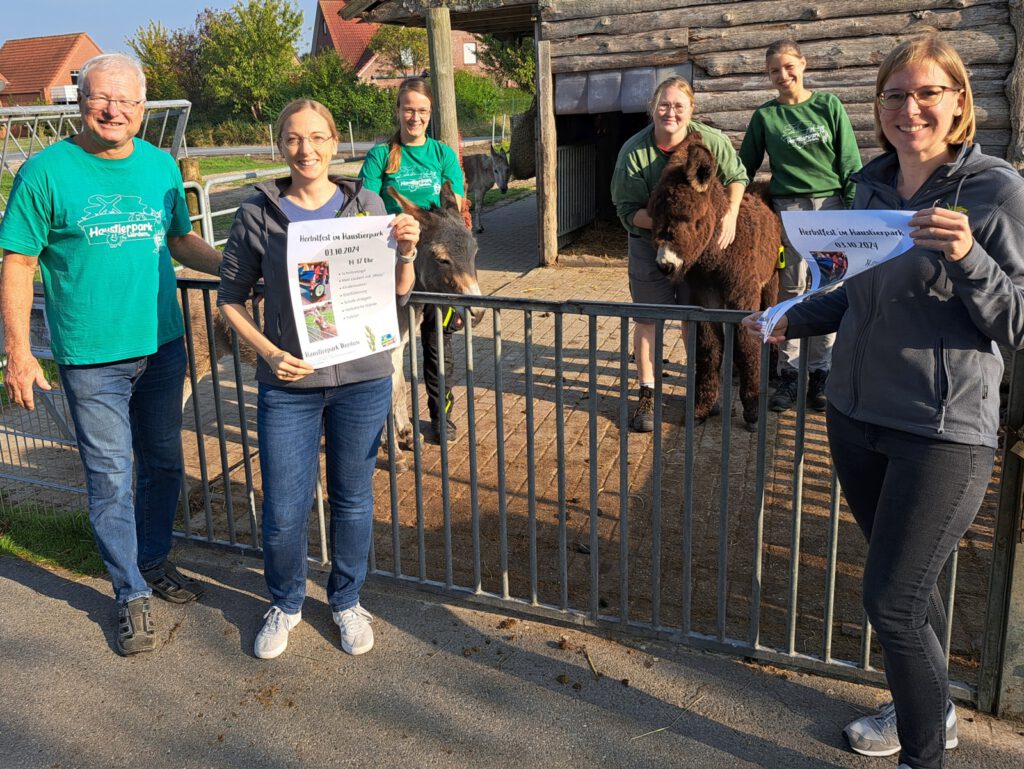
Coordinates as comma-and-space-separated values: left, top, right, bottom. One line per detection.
759, 210, 916, 342
286, 215, 401, 368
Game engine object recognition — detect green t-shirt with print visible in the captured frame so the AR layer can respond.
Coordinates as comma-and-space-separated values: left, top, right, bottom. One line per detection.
359, 136, 465, 215
0, 137, 192, 364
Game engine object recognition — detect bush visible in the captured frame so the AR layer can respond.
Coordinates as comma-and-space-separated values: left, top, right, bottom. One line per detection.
453, 70, 502, 123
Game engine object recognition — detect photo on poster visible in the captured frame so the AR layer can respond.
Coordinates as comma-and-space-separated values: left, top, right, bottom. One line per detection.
304, 305, 338, 343
297, 260, 332, 305
809, 250, 849, 287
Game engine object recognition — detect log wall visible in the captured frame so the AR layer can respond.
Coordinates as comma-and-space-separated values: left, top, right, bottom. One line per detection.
540, 0, 1024, 166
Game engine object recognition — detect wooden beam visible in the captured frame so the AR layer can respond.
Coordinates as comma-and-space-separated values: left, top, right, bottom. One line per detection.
551, 49, 688, 74
537, 40, 558, 267
1005, 0, 1024, 168
425, 6, 460, 152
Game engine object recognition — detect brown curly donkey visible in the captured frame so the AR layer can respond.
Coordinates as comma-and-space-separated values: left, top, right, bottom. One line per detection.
647, 133, 781, 429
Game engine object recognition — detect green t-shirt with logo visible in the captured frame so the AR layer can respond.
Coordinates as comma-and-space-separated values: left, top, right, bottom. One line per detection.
0, 137, 192, 364
359, 136, 465, 215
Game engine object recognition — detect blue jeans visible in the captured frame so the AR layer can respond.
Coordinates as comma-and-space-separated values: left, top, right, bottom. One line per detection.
59, 338, 187, 603
827, 406, 994, 769
257, 376, 391, 614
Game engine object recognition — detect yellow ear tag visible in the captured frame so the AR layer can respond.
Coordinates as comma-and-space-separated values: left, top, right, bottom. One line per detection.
776, 246, 786, 270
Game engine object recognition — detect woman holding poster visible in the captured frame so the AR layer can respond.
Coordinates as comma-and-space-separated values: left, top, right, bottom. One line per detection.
359, 77, 467, 446
217, 99, 419, 661
739, 38, 861, 413
743, 37, 1024, 769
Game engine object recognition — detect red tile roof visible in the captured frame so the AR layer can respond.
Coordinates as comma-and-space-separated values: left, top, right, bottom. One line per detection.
0, 33, 102, 98
314, 1, 379, 75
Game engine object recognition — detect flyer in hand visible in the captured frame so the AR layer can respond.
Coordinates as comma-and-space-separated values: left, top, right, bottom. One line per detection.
759, 210, 916, 343
286, 214, 401, 368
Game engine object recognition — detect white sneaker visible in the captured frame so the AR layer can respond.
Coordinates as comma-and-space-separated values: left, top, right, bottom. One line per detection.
254, 606, 301, 659
844, 699, 958, 757
333, 603, 374, 655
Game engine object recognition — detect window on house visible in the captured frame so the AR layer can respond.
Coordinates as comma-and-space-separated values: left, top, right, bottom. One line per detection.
463, 43, 477, 65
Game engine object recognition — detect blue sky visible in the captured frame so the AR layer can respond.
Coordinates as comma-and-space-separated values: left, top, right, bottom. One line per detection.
3, 1, 315, 55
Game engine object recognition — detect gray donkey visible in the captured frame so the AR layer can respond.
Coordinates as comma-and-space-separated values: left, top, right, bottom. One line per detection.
463, 146, 510, 233
385, 181, 484, 470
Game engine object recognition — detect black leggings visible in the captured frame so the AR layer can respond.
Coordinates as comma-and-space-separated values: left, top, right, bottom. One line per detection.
826, 405, 994, 769
420, 305, 454, 422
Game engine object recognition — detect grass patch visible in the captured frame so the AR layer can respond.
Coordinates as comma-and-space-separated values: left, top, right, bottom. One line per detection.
482, 184, 534, 207
196, 155, 286, 177
0, 505, 105, 577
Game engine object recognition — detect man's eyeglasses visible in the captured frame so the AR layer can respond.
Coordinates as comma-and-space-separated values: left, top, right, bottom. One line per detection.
81, 94, 144, 111
877, 86, 962, 111
401, 108, 431, 119
282, 134, 334, 149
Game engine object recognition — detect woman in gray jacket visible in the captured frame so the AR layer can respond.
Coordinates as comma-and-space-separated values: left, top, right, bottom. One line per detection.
218, 99, 419, 661
744, 36, 1024, 769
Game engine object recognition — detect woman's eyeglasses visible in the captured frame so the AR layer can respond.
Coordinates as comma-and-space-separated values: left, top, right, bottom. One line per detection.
401, 108, 431, 119
877, 86, 962, 110
282, 134, 334, 149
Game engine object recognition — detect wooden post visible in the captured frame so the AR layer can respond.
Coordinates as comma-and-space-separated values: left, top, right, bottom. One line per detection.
536, 40, 558, 266
178, 157, 203, 236
425, 5, 459, 152
1006, 0, 1024, 169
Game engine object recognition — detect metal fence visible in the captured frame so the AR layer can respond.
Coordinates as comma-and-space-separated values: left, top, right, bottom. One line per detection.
1, 169, 1021, 716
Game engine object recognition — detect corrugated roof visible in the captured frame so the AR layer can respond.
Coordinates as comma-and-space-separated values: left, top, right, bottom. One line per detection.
316, 1, 379, 74
0, 33, 101, 96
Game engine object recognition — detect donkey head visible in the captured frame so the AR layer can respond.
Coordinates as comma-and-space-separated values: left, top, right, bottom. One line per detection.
386, 181, 485, 327
490, 146, 510, 194
648, 134, 726, 280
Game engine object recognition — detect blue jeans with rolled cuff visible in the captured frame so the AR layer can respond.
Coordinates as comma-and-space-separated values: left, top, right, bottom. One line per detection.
59, 338, 187, 604
826, 405, 994, 769
256, 376, 391, 615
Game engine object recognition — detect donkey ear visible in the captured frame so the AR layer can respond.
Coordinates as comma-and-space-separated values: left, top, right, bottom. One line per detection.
686, 145, 715, 192
439, 180, 461, 214
386, 186, 431, 225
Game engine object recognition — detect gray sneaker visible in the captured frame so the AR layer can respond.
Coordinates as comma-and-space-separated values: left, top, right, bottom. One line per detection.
333, 603, 374, 655
844, 699, 958, 757
254, 606, 302, 660
116, 597, 156, 656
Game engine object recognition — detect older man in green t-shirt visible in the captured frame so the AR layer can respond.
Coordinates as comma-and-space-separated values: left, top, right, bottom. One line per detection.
0, 54, 221, 656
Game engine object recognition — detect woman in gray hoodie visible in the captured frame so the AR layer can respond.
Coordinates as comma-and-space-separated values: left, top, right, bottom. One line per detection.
744, 36, 1024, 769
218, 99, 420, 662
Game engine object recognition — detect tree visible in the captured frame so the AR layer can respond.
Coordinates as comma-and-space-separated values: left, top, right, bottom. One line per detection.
475, 35, 535, 94
202, 0, 303, 122
369, 25, 429, 78
127, 22, 187, 100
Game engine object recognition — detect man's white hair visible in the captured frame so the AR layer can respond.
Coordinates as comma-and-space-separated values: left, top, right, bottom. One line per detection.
78, 54, 147, 101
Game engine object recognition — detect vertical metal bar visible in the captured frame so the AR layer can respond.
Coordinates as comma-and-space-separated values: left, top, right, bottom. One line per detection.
493, 308, 509, 598
620, 317, 634, 625
555, 314, 568, 611
861, 617, 874, 670
433, 305, 453, 588
749, 342, 770, 648
407, 303, 426, 582
786, 342, 810, 655
822, 470, 842, 662
682, 319, 697, 633
202, 290, 236, 544
178, 285, 210, 539
588, 314, 600, 618
524, 310, 538, 604
315, 472, 328, 566
717, 325, 734, 643
229, 332, 258, 547
943, 548, 959, 663
386, 409, 402, 576
648, 319, 665, 626
462, 305, 481, 593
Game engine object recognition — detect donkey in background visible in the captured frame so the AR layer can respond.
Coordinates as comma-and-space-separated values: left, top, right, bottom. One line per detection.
463, 146, 510, 233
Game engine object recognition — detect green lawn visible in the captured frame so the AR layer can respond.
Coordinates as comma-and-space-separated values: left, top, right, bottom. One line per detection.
196, 155, 286, 177
0, 504, 105, 577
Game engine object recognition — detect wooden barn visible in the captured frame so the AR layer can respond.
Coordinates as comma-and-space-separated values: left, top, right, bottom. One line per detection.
342, 0, 1024, 264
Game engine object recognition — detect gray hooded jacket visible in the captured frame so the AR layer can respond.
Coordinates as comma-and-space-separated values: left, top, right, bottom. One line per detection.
217, 175, 409, 389
785, 144, 1024, 448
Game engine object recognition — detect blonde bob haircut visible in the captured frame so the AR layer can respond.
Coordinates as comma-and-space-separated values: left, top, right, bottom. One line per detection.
273, 99, 339, 147
648, 76, 694, 121
873, 35, 975, 152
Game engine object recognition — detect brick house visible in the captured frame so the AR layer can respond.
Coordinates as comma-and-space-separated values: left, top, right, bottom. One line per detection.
311, 0, 488, 87
0, 33, 103, 107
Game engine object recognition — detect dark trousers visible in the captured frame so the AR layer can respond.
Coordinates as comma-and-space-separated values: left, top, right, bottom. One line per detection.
420, 305, 454, 423
826, 405, 994, 769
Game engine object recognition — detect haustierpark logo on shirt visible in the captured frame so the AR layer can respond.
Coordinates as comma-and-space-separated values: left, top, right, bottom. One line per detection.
77, 195, 164, 250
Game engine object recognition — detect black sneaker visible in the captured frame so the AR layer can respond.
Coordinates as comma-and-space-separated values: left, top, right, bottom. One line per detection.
769, 371, 798, 412
117, 597, 156, 656
142, 560, 205, 604
631, 386, 655, 432
422, 417, 459, 445
808, 369, 828, 412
